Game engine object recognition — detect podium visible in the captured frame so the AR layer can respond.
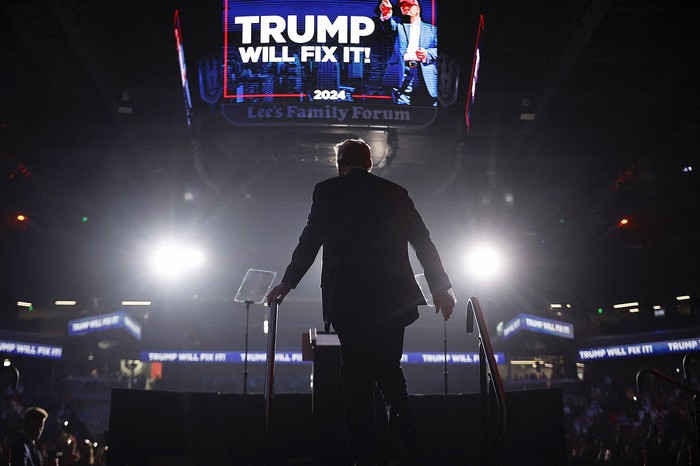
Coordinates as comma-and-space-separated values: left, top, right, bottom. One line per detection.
306, 329, 349, 465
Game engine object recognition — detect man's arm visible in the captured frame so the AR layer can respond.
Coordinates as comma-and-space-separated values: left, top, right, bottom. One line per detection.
377, 0, 399, 35
401, 192, 455, 319
416, 24, 438, 64
266, 186, 325, 306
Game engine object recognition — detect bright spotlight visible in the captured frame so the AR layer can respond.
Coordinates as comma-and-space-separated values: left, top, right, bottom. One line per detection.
465, 243, 504, 281
150, 240, 205, 279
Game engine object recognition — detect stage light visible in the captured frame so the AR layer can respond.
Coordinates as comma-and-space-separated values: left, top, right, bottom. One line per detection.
613, 301, 638, 309
464, 243, 504, 281
55, 300, 77, 306
16, 214, 27, 222
597, 308, 604, 314
17, 301, 33, 311
150, 240, 205, 279
619, 218, 629, 227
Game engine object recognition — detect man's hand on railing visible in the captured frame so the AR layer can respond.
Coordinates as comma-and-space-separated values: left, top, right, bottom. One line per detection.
266, 282, 292, 306
433, 290, 455, 321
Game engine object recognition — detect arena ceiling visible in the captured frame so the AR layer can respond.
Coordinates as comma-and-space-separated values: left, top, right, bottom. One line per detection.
1, 0, 699, 334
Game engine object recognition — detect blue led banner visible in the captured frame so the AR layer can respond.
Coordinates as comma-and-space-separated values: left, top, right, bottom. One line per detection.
502, 313, 574, 340
68, 311, 142, 340
141, 351, 505, 365
403, 352, 505, 364
579, 337, 700, 361
0, 340, 63, 359
141, 351, 307, 364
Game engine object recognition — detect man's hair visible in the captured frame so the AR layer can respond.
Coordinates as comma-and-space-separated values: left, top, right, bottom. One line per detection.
24, 406, 48, 423
334, 139, 372, 171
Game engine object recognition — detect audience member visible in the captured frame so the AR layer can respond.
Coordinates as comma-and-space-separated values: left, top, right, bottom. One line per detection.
10, 406, 49, 466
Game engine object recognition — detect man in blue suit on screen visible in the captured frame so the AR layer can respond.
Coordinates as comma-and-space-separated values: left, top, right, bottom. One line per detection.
378, 0, 438, 106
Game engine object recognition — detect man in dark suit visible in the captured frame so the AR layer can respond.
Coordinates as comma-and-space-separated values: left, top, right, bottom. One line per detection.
10, 406, 48, 466
378, 0, 438, 106
267, 138, 454, 466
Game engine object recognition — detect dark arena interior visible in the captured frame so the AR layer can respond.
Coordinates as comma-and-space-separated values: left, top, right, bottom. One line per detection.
1, 0, 700, 465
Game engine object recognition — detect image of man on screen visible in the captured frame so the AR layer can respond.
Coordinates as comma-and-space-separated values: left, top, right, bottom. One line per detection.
378, 0, 438, 106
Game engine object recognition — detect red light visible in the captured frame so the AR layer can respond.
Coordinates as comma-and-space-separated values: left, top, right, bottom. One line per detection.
619, 218, 629, 226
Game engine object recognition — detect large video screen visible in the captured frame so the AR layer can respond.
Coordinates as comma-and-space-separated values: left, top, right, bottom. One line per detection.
222, 0, 440, 127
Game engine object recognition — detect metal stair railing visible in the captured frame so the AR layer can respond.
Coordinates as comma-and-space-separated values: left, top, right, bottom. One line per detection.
466, 296, 507, 466
264, 300, 279, 464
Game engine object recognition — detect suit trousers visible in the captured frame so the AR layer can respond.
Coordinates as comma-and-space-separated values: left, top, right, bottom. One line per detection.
337, 322, 418, 460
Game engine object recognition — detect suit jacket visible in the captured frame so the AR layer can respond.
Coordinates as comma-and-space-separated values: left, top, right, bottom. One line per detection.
10, 434, 42, 466
380, 17, 438, 99
282, 169, 451, 332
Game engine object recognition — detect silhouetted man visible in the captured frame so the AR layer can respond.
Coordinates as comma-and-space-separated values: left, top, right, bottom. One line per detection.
267, 138, 454, 466
10, 406, 48, 466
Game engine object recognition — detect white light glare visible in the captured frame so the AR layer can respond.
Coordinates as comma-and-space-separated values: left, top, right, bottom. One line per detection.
676, 295, 691, 301
3, 359, 10, 367
682, 166, 692, 173
613, 301, 639, 309
17, 301, 32, 308
150, 241, 205, 279
55, 300, 77, 306
121, 301, 152, 306
465, 244, 504, 281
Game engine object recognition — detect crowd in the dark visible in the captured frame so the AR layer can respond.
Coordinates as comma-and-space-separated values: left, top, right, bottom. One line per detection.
562, 366, 699, 465
3, 357, 700, 465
